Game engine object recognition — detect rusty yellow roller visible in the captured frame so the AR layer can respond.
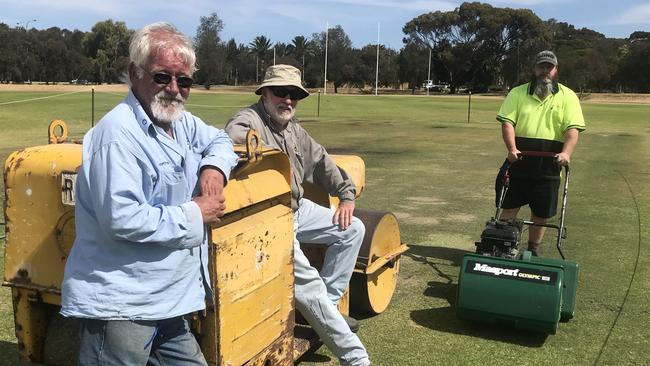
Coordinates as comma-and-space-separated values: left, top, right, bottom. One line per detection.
303, 155, 408, 315
4, 121, 405, 364
351, 209, 408, 314
4, 122, 297, 365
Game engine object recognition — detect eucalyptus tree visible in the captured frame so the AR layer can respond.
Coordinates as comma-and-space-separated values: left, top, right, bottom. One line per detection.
81, 20, 132, 83
403, 2, 548, 91
194, 12, 225, 88
307, 25, 355, 93
354, 44, 399, 89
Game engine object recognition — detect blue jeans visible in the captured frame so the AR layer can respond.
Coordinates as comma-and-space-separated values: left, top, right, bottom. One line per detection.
294, 198, 370, 366
78, 315, 207, 366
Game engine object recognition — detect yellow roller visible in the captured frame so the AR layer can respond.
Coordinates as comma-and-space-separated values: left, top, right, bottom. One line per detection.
351, 209, 408, 314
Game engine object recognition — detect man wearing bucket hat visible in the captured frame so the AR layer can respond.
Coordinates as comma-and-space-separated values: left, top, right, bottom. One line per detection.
494, 50, 586, 255
225, 65, 370, 366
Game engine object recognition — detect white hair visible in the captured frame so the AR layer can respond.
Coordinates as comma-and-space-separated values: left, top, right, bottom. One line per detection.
126, 22, 196, 84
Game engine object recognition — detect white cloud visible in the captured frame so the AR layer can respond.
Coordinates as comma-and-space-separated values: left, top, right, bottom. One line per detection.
222, 0, 454, 15
488, 0, 565, 5
325, 0, 456, 11
614, 3, 650, 25
8, 0, 129, 17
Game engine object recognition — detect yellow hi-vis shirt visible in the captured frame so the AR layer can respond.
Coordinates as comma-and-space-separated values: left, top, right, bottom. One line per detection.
496, 82, 586, 178
497, 82, 586, 143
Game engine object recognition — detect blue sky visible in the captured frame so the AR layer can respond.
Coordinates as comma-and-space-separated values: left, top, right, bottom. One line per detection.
3, 0, 650, 49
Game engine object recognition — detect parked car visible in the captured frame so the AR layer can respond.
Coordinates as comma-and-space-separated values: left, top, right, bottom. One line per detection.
422, 80, 450, 93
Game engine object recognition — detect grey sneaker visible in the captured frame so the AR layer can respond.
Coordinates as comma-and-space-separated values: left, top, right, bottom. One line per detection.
342, 314, 359, 333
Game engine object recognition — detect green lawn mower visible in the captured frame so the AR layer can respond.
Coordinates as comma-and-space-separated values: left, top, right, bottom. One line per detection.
456, 151, 578, 335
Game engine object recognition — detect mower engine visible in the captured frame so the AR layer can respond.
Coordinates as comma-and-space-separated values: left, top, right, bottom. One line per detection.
475, 218, 524, 259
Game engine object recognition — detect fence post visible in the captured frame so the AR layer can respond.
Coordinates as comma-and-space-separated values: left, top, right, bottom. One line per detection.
467, 91, 472, 124
317, 90, 321, 117
91, 87, 95, 127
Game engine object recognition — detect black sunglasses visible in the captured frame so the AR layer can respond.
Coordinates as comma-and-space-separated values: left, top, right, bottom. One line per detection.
146, 70, 194, 88
269, 86, 303, 100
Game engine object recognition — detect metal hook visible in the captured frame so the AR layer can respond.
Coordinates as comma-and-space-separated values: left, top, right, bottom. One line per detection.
48, 120, 68, 144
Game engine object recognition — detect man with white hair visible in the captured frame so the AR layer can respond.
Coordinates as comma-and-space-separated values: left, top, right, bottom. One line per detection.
495, 50, 586, 255
61, 22, 238, 365
225, 65, 370, 366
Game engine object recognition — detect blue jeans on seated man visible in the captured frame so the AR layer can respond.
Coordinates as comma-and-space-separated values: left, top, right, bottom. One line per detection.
78, 315, 207, 366
294, 198, 370, 366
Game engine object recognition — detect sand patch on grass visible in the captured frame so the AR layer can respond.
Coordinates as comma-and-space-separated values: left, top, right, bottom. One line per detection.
406, 196, 447, 205
424, 233, 475, 251
394, 212, 441, 225
443, 213, 477, 223
393, 212, 412, 220
406, 217, 440, 225
405, 217, 440, 225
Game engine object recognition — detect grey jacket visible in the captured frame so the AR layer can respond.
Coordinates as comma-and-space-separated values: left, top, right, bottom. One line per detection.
225, 100, 356, 210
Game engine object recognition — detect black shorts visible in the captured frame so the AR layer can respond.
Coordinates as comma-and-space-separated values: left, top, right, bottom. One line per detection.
495, 166, 560, 219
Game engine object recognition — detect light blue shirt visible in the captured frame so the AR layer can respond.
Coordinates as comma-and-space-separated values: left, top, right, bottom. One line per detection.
61, 90, 238, 320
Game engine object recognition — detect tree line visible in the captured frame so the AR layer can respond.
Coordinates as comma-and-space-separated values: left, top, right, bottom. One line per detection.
3, 2, 650, 93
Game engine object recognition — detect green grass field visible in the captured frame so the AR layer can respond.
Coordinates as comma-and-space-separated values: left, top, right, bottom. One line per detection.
1, 89, 649, 365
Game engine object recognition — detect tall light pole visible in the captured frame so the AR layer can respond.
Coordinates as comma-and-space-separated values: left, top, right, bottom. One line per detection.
324, 22, 329, 95
375, 22, 380, 96
16, 19, 37, 83
427, 48, 432, 96
17, 19, 37, 30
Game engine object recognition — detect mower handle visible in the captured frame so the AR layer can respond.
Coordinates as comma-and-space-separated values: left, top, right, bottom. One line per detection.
507, 151, 570, 173
503, 151, 560, 169
517, 150, 559, 158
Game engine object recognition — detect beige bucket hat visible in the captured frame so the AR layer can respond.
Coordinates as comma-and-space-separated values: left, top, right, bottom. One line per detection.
255, 64, 310, 99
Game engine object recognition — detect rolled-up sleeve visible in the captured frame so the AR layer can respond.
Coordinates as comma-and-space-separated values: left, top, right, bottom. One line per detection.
300, 128, 356, 201
224, 113, 253, 145
88, 141, 204, 249
190, 116, 239, 183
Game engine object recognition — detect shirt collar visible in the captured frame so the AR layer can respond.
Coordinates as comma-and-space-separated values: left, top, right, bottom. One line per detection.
127, 89, 185, 156
126, 89, 155, 135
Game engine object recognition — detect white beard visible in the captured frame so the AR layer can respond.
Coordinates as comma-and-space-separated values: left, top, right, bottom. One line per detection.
263, 98, 295, 126
150, 91, 186, 124
535, 78, 554, 99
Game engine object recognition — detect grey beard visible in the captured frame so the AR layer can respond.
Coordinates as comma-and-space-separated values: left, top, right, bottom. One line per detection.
150, 92, 186, 124
535, 80, 554, 98
263, 98, 295, 126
